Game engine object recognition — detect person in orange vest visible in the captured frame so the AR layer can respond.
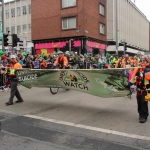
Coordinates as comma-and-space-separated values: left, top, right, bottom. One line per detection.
115, 56, 125, 68
124, 54, 131, 66
53, 51, 69, 69
41, 59, 48, 69
5, 55, 23, 106
131, 56, 150, 123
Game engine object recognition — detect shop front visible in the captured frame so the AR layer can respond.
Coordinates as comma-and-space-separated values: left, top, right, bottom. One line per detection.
86, 40, 106, 56
35, 40, 82, 55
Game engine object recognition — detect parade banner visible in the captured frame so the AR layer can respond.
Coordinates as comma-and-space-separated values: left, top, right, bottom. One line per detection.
16, 69, 130, 98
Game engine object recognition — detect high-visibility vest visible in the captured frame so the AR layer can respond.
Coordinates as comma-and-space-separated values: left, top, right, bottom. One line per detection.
10, 69, 15, 75
144, 67, 150, 85
4, 69, 8, 74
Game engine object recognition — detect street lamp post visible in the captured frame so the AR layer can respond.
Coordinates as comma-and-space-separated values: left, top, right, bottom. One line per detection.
116, 0, 119, 55
0, 0, 4, 51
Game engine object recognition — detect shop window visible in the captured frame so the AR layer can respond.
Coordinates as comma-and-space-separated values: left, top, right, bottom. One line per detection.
62, 17, 76, 29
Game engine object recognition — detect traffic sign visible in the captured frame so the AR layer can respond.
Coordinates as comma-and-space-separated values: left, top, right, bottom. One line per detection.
16, 36, 27, 50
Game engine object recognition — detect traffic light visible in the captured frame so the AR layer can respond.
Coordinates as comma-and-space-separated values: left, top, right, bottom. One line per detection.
12, 34, 18, 47
124, 42, 127, 51
71, 40, 74, 49
65, 41, 69, 50
3, 34, 9, 46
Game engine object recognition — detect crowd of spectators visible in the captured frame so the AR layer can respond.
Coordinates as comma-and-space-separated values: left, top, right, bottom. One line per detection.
0, 50, 146, 92
0, 51, 144, 70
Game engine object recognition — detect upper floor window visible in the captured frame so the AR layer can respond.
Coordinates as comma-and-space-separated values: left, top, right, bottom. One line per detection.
28, 5, 31, 14
62, 0, 76, 8
11, 8, 15, 17
99, 4, 105, 16
22, 6, 26, 15
17, 25, 21, 34
6, 10, 9, 19
62, 17, 76, 29
11, 26, 15, 34
28, 24, 31, 32
6, 27, 9, 33
99, 23, 105, 34
17, 7, 21, 16
0, 11, 2, 20
23, 24, 27, 33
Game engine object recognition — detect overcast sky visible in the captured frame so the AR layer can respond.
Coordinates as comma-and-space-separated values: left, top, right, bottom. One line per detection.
131, 0, 150, 21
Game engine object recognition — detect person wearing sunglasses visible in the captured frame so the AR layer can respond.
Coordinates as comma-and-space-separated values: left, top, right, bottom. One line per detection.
131, 56, 150, 123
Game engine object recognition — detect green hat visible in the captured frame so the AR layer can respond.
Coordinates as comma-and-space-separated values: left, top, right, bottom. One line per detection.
106, 53, 110, 57
22, 51, 27, 56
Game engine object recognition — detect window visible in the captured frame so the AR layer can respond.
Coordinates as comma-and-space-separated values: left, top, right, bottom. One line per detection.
99, 23, 105, 34
6, 27, 9, 33
28, 5, 31, 14
99, 4, 104, 16
28, 24, 31, 32
11, 8, 15, 17
6, 10, 9, 19
62, 0, 76, 8
11, 26, 15, 34
17, 25, 21, 34
62, 17, 76, 29
0, 12, 1, 20
22, 6, 26, 15
22, 24, 27, 33
17, 7, 21, 16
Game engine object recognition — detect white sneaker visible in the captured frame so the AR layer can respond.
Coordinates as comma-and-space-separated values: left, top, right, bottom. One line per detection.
3, 88, 8, 92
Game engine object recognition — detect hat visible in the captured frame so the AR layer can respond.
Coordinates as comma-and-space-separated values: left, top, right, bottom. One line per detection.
10, 55, 16, 59
57, 51, 63, 54
1, 55, 6, 60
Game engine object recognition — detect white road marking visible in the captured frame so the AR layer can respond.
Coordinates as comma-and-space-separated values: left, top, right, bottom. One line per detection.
24, 114, 150, 141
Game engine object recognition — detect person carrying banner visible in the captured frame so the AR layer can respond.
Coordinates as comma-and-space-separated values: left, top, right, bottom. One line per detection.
5, 55, 23, 106
131, 56, 150, 123
53, 51, 69, 69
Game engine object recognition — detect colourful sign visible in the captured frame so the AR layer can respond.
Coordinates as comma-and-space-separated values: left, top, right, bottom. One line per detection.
35, 40, 81, 49
86, 41, 106, 49
36, 49, 54, 55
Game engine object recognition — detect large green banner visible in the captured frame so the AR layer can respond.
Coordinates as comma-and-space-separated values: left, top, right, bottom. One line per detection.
16, 69, 130, 98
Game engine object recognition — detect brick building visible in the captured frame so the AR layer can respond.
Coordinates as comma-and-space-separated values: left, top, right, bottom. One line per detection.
32, 0, 107, 55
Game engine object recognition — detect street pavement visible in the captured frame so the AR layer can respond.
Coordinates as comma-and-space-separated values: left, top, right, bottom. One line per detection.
0, 86, 150, 150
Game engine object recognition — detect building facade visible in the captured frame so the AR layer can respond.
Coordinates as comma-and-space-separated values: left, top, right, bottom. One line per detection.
0, 0, 33, 53
107, 0, 149, 54
32, 0, 107, 55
